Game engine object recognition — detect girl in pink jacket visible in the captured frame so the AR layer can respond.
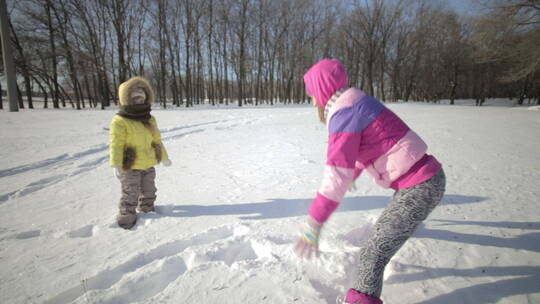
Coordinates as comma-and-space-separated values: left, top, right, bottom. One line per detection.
294, 59, 446, 304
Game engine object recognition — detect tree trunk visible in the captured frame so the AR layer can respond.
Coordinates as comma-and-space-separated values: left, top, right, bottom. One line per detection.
117, 1, 127, 83
379, 50, 386, 102
52, 1, 82, 109
183, 0, 193, 107
23, 73, 34, 109
223, 19, 229, 106
194, 12, 204, 106
158, 0, 167, 108
236, 0, 250, 107
8, 16, 33, 109
31, 75, 48, 108
207, 1, 215, 106
517, 76, 531, 105
16, 83, 24, 108
164, 14, 180, 106
254, 10, 264, 106
174, 36, 184, 107
42, 0, 59, 108
82, 72, 94, 107
449, 63, 458, 105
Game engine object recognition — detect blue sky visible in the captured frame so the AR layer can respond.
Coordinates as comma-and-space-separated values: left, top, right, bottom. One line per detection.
443, 0, 483, 15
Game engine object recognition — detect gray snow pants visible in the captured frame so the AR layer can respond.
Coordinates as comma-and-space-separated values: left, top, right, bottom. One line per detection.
117, 167, 157, 229
355, 169, 446, 297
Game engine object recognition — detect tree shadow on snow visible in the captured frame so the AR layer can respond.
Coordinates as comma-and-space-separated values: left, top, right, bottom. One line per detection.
385, 219, 540, 303
386, 264, 540, 304
437, 194, 487, 205
158, 196, 386, 220
157, 194, 486, 221
414, 219, 540, 253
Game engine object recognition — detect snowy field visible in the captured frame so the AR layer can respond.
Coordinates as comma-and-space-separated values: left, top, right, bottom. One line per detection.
0, 101, 539, 304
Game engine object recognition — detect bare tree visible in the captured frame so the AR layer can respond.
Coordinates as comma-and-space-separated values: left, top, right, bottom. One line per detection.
474, 0, 540, 104
103, 0, 129, 83
5, 0, 539, 111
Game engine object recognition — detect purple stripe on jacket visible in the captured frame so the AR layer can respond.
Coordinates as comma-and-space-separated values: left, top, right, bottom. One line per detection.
328, 95, 385, 134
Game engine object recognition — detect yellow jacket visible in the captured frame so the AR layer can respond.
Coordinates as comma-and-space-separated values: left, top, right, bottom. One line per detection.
109, 115, 169, 170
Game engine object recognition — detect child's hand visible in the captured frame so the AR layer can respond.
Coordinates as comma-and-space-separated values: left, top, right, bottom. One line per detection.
113, 166, 122, 179
294, 237, 319, 259
294, 217, 323, 259
162, 159, 172, 167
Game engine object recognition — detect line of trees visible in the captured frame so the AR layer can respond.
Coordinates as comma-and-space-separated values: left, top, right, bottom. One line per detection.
1, 0, 539, 110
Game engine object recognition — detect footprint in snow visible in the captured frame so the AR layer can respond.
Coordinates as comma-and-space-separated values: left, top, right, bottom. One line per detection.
68, 225, 97, 238
206, 239, 259, 266
338, 223, 375, 247
43, 225, 236, 304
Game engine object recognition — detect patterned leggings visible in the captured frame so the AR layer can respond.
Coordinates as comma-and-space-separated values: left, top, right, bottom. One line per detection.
355, 169, 446, 297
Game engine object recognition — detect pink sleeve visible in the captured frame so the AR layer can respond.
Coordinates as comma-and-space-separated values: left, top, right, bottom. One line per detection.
308, 165, 355, 223
353, 167, 363, 180
309, 193, 339, 223
307, 128, 361, 223
308, 115, 362, 222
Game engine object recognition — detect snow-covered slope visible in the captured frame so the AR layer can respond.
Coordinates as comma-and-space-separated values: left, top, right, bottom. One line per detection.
1, 102, 539, 303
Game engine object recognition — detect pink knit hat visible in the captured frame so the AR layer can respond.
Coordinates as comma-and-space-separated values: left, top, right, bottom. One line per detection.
303, 59, 348, 107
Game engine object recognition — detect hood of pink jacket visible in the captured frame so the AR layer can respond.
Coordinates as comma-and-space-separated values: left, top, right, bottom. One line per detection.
303, 59, 348, 107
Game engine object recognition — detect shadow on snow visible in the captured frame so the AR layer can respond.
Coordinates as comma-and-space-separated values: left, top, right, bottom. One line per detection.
387, 263, 540, 304
157, 194, 487, 221
388, 218, 540, 303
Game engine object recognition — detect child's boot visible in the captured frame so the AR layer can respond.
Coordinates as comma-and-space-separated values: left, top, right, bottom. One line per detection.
342, 288, 383, 304
117, 212, 137, 229
117, 170, 142, 229
137, 204, 155, 213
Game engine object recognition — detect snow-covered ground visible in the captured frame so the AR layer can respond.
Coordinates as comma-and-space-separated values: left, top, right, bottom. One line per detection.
0, 101, 539, 304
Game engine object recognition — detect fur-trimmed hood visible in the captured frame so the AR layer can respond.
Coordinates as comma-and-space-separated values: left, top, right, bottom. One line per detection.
118, 76, 155, 106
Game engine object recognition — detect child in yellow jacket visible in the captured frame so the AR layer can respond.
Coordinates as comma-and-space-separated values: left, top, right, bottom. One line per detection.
109, 76, 171, 229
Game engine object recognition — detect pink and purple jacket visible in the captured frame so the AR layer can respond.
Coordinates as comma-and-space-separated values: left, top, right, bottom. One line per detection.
304, 59, 442, 223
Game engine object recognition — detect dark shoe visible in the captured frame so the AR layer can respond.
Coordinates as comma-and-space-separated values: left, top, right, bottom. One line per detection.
117, 213, 137, 229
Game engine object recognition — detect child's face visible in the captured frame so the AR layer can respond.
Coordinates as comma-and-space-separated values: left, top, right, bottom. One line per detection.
132, 96, 145, 104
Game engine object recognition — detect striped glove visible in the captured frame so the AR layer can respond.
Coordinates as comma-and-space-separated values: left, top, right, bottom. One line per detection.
293, 217, 323, 259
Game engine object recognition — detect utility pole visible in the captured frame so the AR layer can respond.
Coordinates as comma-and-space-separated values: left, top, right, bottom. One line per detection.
0, 0, 19, 112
